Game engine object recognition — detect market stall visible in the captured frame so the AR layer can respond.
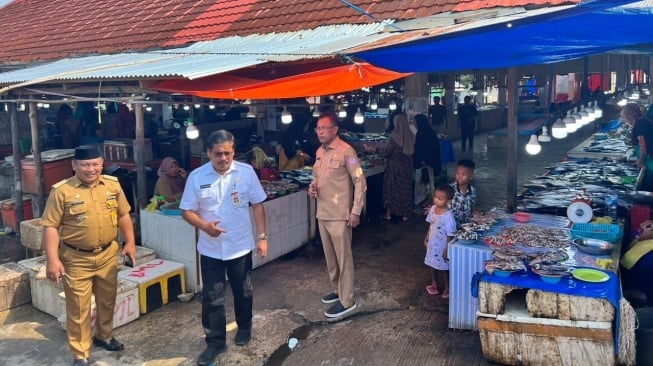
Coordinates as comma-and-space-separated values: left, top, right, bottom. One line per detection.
140, 189, 316, 293
448, 212, 628, 365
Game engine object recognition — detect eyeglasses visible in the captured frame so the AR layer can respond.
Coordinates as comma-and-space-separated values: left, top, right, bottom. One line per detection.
315, 126, 335, 132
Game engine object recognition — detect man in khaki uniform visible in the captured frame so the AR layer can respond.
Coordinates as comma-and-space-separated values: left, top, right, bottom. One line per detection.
308, 112, 367, 318
42, 146, 136, 366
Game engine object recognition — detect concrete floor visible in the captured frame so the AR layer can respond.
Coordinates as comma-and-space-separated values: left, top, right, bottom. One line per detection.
0, 114, 609, 366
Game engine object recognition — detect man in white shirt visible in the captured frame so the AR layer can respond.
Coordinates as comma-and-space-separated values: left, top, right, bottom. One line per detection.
180, 130, 267, 366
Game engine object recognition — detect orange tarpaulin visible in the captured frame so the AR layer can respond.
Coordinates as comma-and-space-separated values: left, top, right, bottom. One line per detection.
152, 62, 411, 99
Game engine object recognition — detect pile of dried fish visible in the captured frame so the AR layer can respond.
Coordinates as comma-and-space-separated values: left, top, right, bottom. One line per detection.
470, 211, 507, 226
485, 225, 570, 248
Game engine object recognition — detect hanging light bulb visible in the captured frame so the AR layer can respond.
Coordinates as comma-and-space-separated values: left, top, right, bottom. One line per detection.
525, 134, 541, 155
312, 107, 320, 118
572, 109, 584, 128
185, 122, 200, 140
183, 104, 190, 111
563, 111, 577, 133
338, 105, 347, 118
194, 103, 201, 109
578, 107, 590, 126
584, 104, 595, 122
370, 94, 378, 111
209, 103, 216, 110
146, 106, 152, 112
246, 107, 256, 119
538, 126, 551, 142
593, 101, 603, 119
354, 108, 364, 124
551, 119, 567, 139
388, 100, 397, 111
281, 106, 292, 124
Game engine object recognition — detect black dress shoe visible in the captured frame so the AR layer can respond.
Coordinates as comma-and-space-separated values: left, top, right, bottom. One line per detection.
93, 337, 124, 351
197, 345, 226, 366
72, 359, 89, 366
234, 329, 252, 346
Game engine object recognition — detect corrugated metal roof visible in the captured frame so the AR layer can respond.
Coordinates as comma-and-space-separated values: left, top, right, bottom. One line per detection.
0, 23, 393, 87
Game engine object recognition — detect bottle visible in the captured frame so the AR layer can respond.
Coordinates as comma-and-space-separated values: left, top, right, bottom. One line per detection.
605, 191, 618, 222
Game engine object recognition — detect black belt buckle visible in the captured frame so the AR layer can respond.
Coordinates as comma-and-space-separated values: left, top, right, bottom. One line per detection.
92, 246, 104, 254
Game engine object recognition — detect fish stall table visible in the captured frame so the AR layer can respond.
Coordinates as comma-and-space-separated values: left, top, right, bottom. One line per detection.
449, 212, 627, 365
140, 189, 316, 293
566, 134, 630, 160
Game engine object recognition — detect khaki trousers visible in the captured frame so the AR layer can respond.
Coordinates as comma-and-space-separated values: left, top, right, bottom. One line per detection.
318, 220, 355, 307
59, 241, 119, 359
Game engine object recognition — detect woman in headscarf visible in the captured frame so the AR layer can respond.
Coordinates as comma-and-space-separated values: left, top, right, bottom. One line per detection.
153, 157, 187, 203
381, 113, 415, 221
413, 114, 441, 205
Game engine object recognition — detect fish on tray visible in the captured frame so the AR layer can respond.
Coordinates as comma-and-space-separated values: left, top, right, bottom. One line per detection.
531, 263, 572, 276
528, 249, 569, 265
484, 260, 527, 274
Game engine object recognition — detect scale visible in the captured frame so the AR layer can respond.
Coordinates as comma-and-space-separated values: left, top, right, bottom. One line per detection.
567, 190, 593, 224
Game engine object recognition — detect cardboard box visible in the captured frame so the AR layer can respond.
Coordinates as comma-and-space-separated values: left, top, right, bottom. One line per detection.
0, 262, 31, 311
20, 218, 44, 252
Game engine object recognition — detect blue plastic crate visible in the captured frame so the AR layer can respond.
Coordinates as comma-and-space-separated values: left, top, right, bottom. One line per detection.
570, 223, 622, 243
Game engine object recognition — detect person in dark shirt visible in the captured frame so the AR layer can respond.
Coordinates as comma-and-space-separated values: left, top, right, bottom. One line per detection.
428, 96, 447, 131
456, 96, 478, 152
623, 103, 653, 190
413, 114, 441, 205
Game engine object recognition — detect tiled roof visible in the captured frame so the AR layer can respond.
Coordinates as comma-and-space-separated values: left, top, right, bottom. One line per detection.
0, 0, 580, 64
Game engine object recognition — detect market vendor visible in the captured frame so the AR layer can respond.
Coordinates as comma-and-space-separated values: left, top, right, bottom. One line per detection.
622, 103, 653, 190
152, 157, 187, 203
621, 219, 653, 304
278, 119, 311, 171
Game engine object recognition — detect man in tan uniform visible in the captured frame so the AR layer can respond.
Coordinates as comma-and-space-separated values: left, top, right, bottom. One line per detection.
42, 146, 136, 366
308, 112, 367, 318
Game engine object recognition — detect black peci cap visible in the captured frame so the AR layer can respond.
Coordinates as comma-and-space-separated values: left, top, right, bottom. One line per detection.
73, 145, 101, 160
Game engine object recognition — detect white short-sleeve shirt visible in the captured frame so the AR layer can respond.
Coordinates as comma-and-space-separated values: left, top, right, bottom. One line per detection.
179, 160, 267, 260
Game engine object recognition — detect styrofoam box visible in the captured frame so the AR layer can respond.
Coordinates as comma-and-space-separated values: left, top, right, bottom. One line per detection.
20, 218, 44, 251
0, 262, 31, 311
118, 259, 184, 285
17, 256, 65, 318
57, 278, 139, 333
117, 245, 157, 268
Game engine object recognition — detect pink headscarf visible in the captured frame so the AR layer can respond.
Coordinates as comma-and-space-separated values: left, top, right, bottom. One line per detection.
391, 114, 415, 155
157, 157, 185, 194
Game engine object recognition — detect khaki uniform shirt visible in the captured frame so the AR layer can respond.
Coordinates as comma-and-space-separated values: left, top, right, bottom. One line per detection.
41, 175, 131, 249
312, 136, 367, 220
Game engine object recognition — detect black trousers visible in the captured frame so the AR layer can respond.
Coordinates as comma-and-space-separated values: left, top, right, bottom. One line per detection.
460, 123, 475, 150
200, 253, 253, 348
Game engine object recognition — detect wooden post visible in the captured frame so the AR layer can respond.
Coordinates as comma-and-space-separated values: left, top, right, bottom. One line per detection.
134, 103, 146, 210
506, 68, 518, 213
8, 102, 23, 232
29, 102, 44, 216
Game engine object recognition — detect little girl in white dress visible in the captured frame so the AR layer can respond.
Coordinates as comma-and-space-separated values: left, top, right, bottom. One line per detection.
424, 184, 457, 298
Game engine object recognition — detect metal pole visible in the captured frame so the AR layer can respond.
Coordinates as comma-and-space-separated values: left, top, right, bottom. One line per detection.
506, 68, 518, 212
134, 103, 146, 210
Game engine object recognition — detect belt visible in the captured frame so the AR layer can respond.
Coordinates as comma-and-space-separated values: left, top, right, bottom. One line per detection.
63, 241, 113, 254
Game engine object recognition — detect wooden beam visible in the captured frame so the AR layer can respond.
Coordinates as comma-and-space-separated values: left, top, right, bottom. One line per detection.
29, 102, 45, 216
9, 102, 24, 233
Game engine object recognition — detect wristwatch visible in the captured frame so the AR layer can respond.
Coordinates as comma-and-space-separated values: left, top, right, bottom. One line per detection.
257, 233, 268, 241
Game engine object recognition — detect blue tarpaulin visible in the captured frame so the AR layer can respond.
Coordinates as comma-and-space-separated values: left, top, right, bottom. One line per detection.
350, 0, 652, 73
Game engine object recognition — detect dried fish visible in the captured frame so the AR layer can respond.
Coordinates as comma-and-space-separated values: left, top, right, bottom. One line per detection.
528, 249, 569, 265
